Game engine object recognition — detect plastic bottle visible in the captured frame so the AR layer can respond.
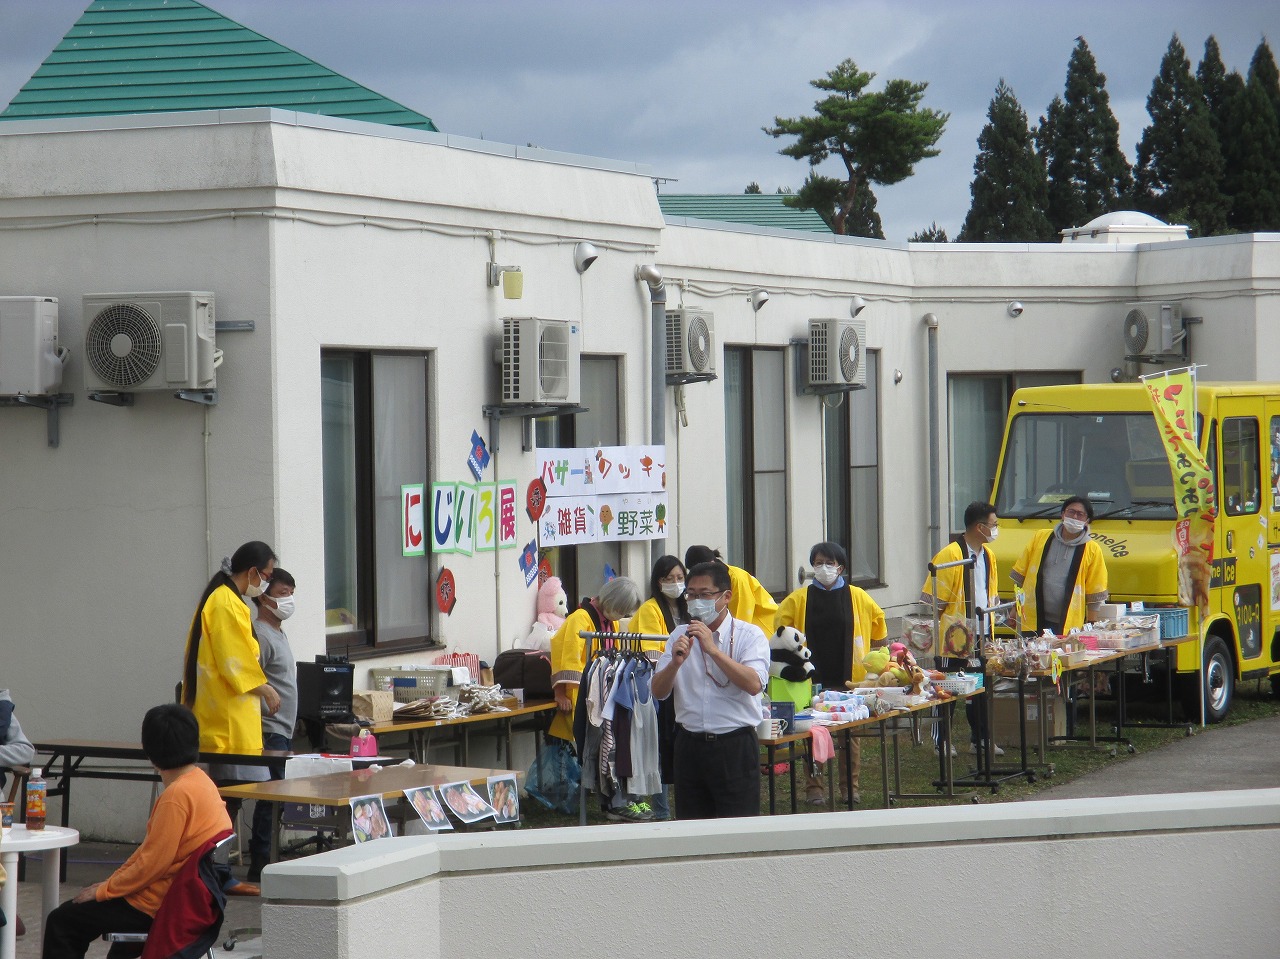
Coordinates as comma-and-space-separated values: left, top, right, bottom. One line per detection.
26, 767, 46, 830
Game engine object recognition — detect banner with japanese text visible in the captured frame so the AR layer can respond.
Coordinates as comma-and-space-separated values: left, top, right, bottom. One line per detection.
1142, 368, 1216, 616
432, 481, 519, 554
535, 445, 666, 496
536, 492, 670, 547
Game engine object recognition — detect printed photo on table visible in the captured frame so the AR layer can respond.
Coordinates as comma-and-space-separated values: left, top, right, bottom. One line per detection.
439, 781, 496, 823
350, 794, 391, 843
405, 785, 452, 831
487, 774, 520, 823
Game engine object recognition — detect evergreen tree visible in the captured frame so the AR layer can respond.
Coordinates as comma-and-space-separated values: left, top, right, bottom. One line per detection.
1133, 35, 1229, 236
959, 80, 1053, 241
1036, 38, 1132, 231
908, 222, 949, 242
1250, 39, 1280, 116
765, 58, 947, 237
744, 182, 763, 194
1197, 36, 1233, 142
1229, 57, 1280, 230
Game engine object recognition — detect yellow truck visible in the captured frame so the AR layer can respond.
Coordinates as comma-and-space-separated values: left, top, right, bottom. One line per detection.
988, 382, 1280, 721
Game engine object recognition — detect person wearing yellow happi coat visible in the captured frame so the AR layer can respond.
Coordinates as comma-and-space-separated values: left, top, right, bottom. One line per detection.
776, 542, 887, 807
182, 542, 281, 759
548, 577, 642, 744
1011, 497, 1109, 635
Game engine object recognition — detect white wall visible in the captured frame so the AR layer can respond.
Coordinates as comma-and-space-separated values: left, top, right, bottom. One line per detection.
1, 110, 1277, 839
260, 789, 1280, 959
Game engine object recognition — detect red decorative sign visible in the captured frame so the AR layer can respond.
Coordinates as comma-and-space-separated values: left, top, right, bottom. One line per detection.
526, 478, 547, 522
435, 567, 457, 615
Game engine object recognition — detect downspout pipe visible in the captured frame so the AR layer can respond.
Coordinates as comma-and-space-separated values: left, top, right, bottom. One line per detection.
924, 312, 941, 555
638, 264, 666, 565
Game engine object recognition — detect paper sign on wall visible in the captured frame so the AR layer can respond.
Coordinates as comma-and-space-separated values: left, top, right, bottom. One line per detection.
467, 430, 491, 482
402, 484, 425, 557
537, 445, 666, 496
536, 492, 670, 547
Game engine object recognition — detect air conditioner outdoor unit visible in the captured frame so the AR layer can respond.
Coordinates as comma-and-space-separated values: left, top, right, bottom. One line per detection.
665, 308, 716, 383
82, 292, 217, 393
808, 317, 866, 390
500, 317, 581, 405
0, 296, 68, 396
1122, 301, 1187, 361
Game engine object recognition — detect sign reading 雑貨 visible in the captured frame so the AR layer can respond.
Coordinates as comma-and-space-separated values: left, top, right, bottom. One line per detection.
533, 446, 670, 547
432, 481, 519, 554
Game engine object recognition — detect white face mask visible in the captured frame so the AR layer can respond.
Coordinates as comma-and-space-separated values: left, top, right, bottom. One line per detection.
660, 581, 686, 599
687, 597, 720, 623
268, 594, 296, 621
244, 570, 268, 598
983, 524, 1000, 542
813, 564, 840, 587
1062, 517, 1087, 535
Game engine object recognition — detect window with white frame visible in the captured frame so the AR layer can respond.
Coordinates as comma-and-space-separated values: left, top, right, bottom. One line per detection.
823, 349, 881, 586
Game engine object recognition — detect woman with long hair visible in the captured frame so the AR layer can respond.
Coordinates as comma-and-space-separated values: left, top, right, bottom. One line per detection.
181, 541, 281, 760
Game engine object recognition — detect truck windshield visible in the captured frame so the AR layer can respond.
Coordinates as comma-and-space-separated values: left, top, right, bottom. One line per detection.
994, 412, 1176, 520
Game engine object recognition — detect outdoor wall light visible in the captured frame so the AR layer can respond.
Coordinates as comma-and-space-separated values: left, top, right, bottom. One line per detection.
1007, 300, 1025, 318
749, 289, 770, 312
488, 263, 523, 299
850, 294, 867, 317
573, 242, 599, 274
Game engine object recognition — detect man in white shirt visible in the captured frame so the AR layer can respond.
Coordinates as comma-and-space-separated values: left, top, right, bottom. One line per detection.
652, 562, 770, 819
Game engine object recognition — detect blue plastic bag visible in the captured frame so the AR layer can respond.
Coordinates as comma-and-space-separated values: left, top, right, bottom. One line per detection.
525, 738, 580, 815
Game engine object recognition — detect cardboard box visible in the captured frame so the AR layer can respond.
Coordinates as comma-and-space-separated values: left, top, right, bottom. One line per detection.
351, 689, 394, 723
991, 689, 1067, 747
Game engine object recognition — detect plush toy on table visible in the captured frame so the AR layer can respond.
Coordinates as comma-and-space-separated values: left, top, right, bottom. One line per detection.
769, 625, 817, 682
520, 575, 568, 652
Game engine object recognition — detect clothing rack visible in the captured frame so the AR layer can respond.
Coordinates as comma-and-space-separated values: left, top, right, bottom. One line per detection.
573, 630, 669, 825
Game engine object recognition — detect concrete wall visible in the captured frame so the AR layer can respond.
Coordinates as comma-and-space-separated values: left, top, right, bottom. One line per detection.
260, 789, 1280, 959
1, 109, 1278, 840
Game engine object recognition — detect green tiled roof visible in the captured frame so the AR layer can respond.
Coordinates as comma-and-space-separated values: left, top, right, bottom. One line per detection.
1, 0, 436, 130
658, 194, 833, 234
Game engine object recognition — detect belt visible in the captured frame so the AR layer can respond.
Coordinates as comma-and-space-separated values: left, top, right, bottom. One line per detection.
678, 725, 754, 742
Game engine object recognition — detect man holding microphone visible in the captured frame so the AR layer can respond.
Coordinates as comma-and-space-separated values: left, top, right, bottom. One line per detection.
651, 561, 771, 820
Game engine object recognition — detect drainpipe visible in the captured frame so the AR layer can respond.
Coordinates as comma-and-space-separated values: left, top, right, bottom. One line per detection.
637, 265, 666, 565
924, 312, 941, 554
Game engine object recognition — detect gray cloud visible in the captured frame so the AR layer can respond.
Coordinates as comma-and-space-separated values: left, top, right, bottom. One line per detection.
2, 0, 1276, 240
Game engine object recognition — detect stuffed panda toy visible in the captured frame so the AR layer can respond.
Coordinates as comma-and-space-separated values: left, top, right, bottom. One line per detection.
769, 625, 817, 683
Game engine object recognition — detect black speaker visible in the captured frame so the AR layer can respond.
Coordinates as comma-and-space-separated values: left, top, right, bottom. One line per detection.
296, 660, 354, 722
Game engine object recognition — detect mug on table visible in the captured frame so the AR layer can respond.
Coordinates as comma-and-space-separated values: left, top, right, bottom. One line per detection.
757, 718, 789, 739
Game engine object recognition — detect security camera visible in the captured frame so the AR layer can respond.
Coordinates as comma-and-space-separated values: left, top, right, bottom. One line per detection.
749, 289, 769, 312
1110, 367, 1124, 383
573, 241, 599, 274
1007, 301, 1024, 318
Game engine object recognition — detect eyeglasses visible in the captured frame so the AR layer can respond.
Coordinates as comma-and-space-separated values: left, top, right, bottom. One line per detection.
686, 589, 725, 601
1062, 509, 1089, 520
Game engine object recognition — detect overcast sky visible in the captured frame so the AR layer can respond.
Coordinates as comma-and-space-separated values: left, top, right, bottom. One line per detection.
1, 1, 1277, 241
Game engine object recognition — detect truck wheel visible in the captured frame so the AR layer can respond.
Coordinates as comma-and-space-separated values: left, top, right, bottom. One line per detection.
1182, 636, 1234, 723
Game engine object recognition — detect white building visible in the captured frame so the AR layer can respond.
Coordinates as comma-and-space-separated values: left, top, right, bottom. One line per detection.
1, 115, 1278, 839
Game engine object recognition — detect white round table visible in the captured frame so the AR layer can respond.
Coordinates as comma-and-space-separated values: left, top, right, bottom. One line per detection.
1, 825, 79, 959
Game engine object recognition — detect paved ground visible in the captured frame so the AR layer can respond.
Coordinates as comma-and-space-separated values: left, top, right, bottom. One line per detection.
9, 717, 1280, 956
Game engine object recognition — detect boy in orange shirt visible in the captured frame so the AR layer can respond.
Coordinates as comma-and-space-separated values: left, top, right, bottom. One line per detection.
42, 704, 232, 959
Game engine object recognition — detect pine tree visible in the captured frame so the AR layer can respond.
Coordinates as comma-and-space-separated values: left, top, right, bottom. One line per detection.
765, 58, 947, 237
1133, 34, 1229, 236
959, 80, 1053, 241
1228, 52, 1280, 230
744, 182, 763, 194
908, 222, 948, 242
1199, 37, 1247, 229
1250, 39, 1280, 116
1036, 38, 1133, 231
1197, 37, 1233, 141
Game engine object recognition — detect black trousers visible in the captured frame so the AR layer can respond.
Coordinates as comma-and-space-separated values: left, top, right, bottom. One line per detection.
42, 897, 151, 959
673, 726, 760, 819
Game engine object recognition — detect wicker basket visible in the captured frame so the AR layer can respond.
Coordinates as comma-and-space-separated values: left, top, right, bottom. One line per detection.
368, 667, 454, 703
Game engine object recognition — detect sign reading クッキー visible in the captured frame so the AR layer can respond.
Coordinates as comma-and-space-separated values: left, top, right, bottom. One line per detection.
534, 446, 670, 547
